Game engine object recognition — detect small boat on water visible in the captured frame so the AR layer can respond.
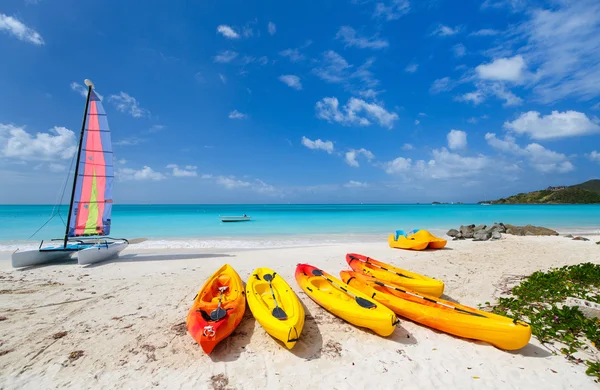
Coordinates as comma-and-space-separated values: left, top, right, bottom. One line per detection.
220, 215, 251, 222
11, 79, 129, 268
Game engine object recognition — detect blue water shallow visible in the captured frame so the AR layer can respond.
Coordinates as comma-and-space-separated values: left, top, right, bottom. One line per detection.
1, 204, 599, 242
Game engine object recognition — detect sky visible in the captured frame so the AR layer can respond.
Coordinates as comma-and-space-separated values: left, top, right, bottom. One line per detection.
1, 0, 600, 204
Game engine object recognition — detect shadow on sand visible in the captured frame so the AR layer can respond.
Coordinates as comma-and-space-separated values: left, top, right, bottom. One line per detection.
83, 253, 235, 268
290, 300, 324, 360
17, 258, 78, 271
209, 307, 256, 362
387, 322, 418, 345
509, 342, 552, 358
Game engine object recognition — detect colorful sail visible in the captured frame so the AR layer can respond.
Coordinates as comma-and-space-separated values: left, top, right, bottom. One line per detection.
68, 90, 114, 237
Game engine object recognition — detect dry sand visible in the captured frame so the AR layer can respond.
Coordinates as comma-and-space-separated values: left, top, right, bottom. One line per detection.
0, 235, 599, 389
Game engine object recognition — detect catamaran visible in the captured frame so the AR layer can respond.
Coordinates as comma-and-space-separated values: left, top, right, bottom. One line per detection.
12, 79, 130, 267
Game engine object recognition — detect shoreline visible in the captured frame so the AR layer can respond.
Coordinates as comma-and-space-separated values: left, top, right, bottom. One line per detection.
1, 236, 599, 389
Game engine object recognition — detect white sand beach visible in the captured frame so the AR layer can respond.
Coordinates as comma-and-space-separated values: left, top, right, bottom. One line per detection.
0, 235, 599, 389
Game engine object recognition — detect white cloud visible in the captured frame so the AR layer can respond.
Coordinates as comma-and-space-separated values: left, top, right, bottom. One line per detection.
457, 90, 485, 105
452, 43, 466, 58
217, 176, 251, 189
315, 97, 399, 129
301, 136, 334, 154
213, 50, 238, 63
344, 180, 368, 188
0, 13, 44, 45
118, 166, 166, 181
115, 137, 146, 146
383, 156, 412, 174
312, 51, 352, 84
470, 29, 500, 37
588, 150, 600, 163
414, 119, 420, 125
467, 117, 479, 124
345, 148, 375, 167
216, 25, 239, 39
402, 143, 414, 151
0, 124, 76, 161
503, 110, 600, 140
109, 92, 148, 118
167, 164, 197, 177
447, 129, 467, 150
373, 0, 410, 21
228, 110, 247, 119
405, 63, 418, 73
430, 77, 453, 93
457, 82, 522, 107
335, 26, 389, 49
485, 133, 575, 173
431, 24, 462, 37
279, 48, 305, 62
268, 22, 276, 35
312, 51, 380, 95
70, 82, 103, 100
278, 75, 302, 90
476, 55, 527, 82
418, 112, 427, 117
149, 124, 165, 133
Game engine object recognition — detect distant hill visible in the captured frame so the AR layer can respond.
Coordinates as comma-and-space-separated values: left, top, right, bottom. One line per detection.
488, 180, 600, 204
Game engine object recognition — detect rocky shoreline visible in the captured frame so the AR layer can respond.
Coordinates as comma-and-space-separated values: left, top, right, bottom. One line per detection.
446, 223, 559, 241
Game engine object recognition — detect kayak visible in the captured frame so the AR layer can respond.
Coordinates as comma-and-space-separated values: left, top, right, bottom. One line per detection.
295, 263, 398, 337
186, 264, 246, 354
388, 232, 429, 251
340, 271, 532, 350
408, 229, 447, 249
346, 253, 444, 297
246, 267, 305, 349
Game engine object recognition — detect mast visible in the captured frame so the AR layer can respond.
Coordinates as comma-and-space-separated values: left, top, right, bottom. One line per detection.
63, 79, 94, 248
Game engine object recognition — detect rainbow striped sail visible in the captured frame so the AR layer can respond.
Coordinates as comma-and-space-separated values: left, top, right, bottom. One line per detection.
68, 90, 114, 237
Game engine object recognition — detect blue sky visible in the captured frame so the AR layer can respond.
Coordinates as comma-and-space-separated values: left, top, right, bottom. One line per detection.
1, 0, 599, 204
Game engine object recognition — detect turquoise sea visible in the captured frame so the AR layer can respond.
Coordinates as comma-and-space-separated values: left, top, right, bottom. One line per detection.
1, 204, 599, 249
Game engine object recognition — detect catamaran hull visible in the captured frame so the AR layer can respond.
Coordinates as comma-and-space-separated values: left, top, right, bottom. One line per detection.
77, 242, 128, 265
11, 249, 75, 268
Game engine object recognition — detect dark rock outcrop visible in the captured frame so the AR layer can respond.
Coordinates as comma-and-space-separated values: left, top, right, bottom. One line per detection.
447, 229, 459, 237
503, 224, 559, 236
572, 236, 590, 241
460, 224, 475, 239
473, 231, 492, 241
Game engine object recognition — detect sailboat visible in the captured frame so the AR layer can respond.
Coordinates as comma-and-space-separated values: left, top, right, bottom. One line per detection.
12, 79, 129, 267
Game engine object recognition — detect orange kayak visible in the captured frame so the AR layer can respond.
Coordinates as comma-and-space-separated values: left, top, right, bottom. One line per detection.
346, 253, 444, 297
340, 271, 531, 350
186, 264, 246, 354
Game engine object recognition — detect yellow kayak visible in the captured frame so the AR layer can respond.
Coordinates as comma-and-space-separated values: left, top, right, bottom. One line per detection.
340, 271, 532, 350
346, 253, 444, 297
408, 229, 447, 249
295, 263, 398, 337
246, 267, 304, 349
388, 233, 429, 250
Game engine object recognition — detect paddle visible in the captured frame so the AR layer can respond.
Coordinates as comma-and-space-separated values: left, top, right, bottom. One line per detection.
349, 254, 414, 280
371, 279, 488, 318
209, 286, 229, 321
127, 238, 148, 245
310, 268, 376, 309
263, 273, 288, 320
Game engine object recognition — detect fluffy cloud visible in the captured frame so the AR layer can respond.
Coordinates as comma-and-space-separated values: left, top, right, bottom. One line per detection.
372, 0, 410, 21
345, 148, 375, 167
485, 133, 574, 173
315, 97, 398, 129
166, 164, 198, 177
217, 176, 251, 189
0, 13, 44, 45
430, 77, 453, 94
279, 48, 305, 63
228, 110, 247, 119
383, 156, 412, 174
344, 180, 368, 188
213, 50, 239, 63
216, 25, 239, 39
431, 24, 462, 37
452, 43, 466, 58
503, 110, 600, 140
476, 55, 527, 82
216, 176, 280, 195
301, 136, 334, 154
109, 92, 149, 118
268, 22, 276, 35
588, 150, 600, 163
447, 130, 467, 150
0, 124, 76, 161
118, 166, 166, 181
335, 26, 389, 49
278, 75, 302, 90
311, 51, 380, 95
402, 143, 414, 151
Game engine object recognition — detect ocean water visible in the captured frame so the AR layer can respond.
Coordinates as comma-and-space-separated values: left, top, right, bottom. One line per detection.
1, 204, 599, 250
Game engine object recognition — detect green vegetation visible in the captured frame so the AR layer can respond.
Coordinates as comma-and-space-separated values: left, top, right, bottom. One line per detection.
488, 180, 600, 204
490, 263, 600, 380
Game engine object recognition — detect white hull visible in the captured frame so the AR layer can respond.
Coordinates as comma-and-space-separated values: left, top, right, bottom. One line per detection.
77, 242, 128, 265
12, 249, 75, 268
220, 216, 251, 222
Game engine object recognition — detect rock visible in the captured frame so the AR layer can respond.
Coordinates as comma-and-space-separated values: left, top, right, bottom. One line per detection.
563, 297, 600, 320
572, 236, 590, 241
447, 229, 459, 237
474, 224, 487, 232
473, 231, 492, 241
503, 224, 559, 236
491, 231, 502, 240
460, 225, 475, 239
564, 234, 573, 238
485, 223, 505, 234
